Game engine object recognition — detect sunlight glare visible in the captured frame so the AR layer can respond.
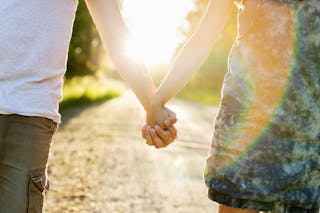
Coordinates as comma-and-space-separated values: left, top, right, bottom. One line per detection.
121, 0, 195, 66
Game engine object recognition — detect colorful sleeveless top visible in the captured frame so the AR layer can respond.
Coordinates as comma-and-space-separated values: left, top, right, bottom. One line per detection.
205, 0, 320, 211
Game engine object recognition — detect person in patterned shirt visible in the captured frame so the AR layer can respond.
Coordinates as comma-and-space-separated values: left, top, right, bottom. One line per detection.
143, 0, 320, 212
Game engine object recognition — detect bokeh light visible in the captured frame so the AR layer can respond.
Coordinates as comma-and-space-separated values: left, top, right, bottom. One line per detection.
121, 0, 195, 66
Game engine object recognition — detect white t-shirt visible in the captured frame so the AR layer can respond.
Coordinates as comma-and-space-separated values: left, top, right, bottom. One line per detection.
0, 0, 78, 123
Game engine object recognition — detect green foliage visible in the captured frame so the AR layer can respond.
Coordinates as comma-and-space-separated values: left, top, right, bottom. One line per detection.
66, 0, 106, 78
59, 76, 125, 111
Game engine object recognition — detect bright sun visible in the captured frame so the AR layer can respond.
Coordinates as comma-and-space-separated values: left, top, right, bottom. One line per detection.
121, 0, 195, 67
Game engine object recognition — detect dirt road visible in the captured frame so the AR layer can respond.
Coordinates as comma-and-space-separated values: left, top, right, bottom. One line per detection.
44, 92, 219, 213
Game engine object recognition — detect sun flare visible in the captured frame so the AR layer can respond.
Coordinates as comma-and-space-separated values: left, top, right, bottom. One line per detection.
121, 0, 195, 67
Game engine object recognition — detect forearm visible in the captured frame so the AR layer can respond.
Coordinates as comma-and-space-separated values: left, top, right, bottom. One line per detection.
152, 36, 215, 106
111, 55, 156, 109
152, 0, 233, 106
85, 0, 156, 109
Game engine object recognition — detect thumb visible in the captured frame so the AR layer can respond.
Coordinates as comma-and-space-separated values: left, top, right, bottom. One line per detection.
164, 113, 177, 127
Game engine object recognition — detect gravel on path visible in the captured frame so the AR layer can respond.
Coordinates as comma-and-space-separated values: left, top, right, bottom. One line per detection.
44, 92, 219, 213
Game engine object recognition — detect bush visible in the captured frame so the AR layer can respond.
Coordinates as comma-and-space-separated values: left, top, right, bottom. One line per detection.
59, 76, 125, 111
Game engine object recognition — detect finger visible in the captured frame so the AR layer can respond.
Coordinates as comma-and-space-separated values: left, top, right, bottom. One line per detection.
167, 125, 177, 141
145, 127, 154, 146
141, 124, 148, 139
164, 115, 177, 127
150, 128, 167, 148
169, 115, 177, 124
169, 110, 177, 122
164, 119, 171, 128
154, 125, 171, 144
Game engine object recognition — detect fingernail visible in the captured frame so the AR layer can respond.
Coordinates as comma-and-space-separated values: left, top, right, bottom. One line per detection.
151, 129, 156, 136
155, 125, 161, 130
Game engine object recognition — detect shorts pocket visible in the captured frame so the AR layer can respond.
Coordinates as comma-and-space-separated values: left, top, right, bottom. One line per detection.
27, 169, 49, 213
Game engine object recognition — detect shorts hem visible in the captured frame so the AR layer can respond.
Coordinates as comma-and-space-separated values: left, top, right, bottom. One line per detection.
208, 188, 319, 213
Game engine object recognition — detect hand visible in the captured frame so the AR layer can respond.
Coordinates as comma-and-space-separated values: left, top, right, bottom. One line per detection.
146, 101, 175, 127
142, 105, 177, 148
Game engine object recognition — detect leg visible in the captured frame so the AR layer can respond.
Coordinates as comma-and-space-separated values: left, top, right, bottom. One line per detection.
219, 204, 260, 213
0, 115, 56, 213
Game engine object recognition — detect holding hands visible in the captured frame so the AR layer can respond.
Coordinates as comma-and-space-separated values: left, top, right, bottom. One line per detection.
142, 98, 178, 148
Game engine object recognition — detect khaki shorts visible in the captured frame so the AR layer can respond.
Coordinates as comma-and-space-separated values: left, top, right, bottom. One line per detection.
0, 114, 57, 213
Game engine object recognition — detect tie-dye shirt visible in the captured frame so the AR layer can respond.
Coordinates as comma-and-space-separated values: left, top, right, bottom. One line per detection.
205, 0, 320, 211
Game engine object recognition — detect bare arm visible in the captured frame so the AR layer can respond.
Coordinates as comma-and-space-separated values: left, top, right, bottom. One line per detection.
143, 0, 234, 147
85, 0, 155, 110
151, 0, 234, 107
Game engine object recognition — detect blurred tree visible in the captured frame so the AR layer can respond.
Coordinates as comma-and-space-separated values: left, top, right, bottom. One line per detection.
66, 0, 105, 78
184, 0, 209, 37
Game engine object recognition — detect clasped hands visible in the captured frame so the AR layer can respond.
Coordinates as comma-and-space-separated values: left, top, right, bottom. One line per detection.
141, 98, 177, 148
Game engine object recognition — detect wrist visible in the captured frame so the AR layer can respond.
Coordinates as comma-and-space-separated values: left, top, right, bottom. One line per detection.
141, 81, 157, 110
150, 94, 165, 108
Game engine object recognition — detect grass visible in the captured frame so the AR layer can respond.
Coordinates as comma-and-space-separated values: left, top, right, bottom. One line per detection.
177, 87, 221, 106
59, 75, 125, 111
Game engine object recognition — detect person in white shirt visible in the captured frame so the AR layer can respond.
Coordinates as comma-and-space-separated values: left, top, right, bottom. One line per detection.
0, 0, 176, 212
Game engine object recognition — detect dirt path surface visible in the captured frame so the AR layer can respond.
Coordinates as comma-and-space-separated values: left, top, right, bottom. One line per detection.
44, 92, 219, 213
